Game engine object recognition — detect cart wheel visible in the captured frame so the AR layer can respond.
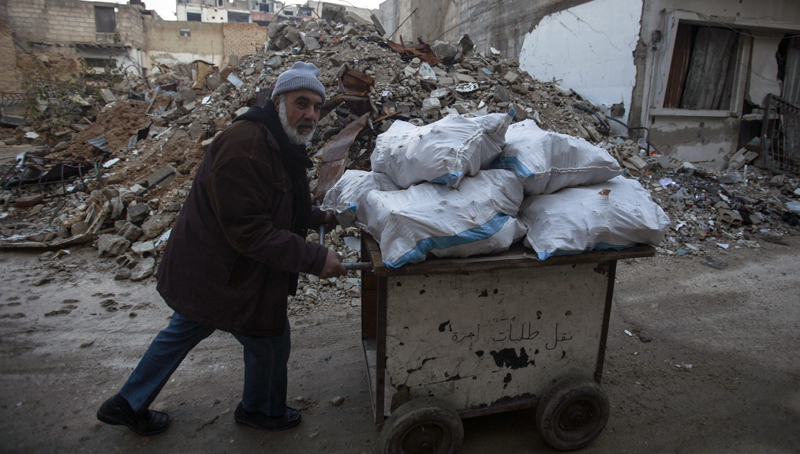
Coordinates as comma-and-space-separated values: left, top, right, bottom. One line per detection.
379, 397, 464, 454
535, 377, 610, 451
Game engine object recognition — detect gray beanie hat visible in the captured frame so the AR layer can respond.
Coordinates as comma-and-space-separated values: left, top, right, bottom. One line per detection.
272, 62, 326, 104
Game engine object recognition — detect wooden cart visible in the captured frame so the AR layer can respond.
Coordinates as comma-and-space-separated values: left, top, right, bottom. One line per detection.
358, 233, 655, 453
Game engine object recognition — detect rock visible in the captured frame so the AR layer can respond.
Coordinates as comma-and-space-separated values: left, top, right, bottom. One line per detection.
454, 73, 476, 83
118, 222, 143, 242
330, 396, 346, 406
115, 268, 132, 280
493, 86, 511, 103
97, 234, 130, 257
99, 88, 117, 103
130, 257, 156, 281
70, 221, 89, 236
303, 36, 320, 51
14, 194, 44, 208
147, 165, 177, 188
422, 98, 441, 117
504, 71, 519, 84
431, 41, 457, 61
127, 204, 149, 225
141, 213, 177, 239
207, 75, 221, 90
265, 55, 283, 69
131, 240, 156, 256
180, 88, 196, 103
162, 201, 181, 212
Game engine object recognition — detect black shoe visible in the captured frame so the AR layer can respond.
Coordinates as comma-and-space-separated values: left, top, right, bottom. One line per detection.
234, 402, 301, 432
97, 394, 170, 436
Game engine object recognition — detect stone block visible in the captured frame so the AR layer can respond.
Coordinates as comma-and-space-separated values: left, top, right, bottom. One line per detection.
141, 213, 177, 239
118, 222, 143, 242
130, 257, 156, 281
97, 234, 130, 257
146, 165, 177, 188
127, 203, 149, 225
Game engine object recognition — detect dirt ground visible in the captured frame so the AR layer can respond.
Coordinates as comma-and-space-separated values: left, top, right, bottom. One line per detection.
1, 237, 799, 454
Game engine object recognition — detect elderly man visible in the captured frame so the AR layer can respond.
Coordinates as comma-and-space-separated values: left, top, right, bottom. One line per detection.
96, 62, 347, 435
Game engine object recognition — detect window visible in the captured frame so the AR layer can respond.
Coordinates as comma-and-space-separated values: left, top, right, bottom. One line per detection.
95, 6, 116, 33
664, 23, 740, 110
187, 12, 201, 21
228, 12, 250, 23
84, 58, 116, 70
180, 29, 191, 37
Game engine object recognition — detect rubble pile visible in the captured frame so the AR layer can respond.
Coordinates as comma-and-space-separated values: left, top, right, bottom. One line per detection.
1, 17, 799, 303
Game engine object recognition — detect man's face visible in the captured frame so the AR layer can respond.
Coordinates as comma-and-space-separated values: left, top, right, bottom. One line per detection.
274, 89, 323, 145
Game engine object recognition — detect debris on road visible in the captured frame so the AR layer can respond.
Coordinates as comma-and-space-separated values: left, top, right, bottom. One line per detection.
1, 18, 798, 303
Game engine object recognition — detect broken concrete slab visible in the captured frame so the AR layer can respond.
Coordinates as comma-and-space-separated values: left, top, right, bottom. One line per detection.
97, 234, 130, 257
130, 256, 156, 281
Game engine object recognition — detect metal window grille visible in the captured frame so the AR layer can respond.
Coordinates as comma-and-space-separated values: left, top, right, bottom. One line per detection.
761, 94, 800, 177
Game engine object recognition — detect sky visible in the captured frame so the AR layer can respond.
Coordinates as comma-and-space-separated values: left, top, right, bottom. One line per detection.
91, 0, 385, 20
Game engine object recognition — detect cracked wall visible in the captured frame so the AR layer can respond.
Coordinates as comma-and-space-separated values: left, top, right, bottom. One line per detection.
518, 0, 642, 125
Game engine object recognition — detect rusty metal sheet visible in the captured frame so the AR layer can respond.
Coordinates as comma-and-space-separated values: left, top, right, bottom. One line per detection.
338, 64, 374, 96
314, 113, 369, 200
321, 95, 378, 121
387, 40, 440, 65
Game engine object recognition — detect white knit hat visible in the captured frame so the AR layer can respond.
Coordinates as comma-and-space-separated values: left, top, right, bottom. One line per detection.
272, 62, 326, 104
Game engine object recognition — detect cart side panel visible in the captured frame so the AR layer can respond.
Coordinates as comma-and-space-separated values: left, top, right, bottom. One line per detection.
384, 263, 609, 412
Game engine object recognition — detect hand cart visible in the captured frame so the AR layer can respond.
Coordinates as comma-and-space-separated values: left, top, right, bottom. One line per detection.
357, 232, 655, 453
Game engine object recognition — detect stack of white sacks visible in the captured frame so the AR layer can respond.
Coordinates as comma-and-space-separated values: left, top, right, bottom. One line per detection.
321, 114, 670, 267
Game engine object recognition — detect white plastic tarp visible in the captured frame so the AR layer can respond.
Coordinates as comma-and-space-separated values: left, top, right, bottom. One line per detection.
519, 176, 670, 259
490, 119, 624, 195
357, 169, 526, 268
320, 170, 399, 229
371, 112, 512, 189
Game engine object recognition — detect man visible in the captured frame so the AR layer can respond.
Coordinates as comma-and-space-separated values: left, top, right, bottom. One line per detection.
96, 62, 347, 436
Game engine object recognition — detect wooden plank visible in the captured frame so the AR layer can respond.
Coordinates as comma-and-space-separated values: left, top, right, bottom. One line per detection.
362, 233, 655, 276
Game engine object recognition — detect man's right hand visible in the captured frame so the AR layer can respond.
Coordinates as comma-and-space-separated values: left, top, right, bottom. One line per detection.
319, 249, 347, 278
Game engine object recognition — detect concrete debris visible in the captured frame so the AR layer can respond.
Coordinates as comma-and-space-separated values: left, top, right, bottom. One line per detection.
1, 17, 798, 296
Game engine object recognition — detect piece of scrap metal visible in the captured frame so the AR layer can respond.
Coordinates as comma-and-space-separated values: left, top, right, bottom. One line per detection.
314, 113, 369, 201
338, 64, 375, 97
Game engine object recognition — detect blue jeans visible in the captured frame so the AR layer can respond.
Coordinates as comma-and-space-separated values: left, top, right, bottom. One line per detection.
119, 312, 291, 416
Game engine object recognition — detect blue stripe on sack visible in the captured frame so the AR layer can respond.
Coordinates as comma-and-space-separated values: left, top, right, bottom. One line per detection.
489, 156, 534, 179
537, 242, 637, 260
346, 203, 358, 212
385, 213, 513, 268
430, 172, 463, 186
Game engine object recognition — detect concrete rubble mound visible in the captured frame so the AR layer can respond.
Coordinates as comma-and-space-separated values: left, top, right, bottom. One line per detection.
1, 18, 799, 305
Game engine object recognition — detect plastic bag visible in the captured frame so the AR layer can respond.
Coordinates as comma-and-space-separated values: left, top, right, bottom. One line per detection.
320, 170, 399, 229
519, 176, 671, 259
371, 112, 512, 189
490, 119, 623, 195
357, 170, 526, 268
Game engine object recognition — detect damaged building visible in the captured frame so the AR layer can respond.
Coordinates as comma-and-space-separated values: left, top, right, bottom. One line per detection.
378, 0, 800, 172
0, 0, 798, 272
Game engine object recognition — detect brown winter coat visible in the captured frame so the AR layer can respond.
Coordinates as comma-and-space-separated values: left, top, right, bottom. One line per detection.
156, 109, 328, 336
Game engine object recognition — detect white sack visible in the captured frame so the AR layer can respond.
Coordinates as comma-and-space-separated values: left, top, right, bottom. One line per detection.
519, 176, 670, 259
371, 112, 512, 189
357, 169, 526, 268
320, 170, 399, 229
490, 119, 624, 195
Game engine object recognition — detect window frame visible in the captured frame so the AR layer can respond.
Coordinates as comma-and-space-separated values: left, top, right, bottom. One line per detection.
649, 12, 751, 118
94, 6, 116, 34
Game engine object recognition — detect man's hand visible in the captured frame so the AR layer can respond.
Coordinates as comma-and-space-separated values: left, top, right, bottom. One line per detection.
323, 212, 338, 234
319, 249, 347, 278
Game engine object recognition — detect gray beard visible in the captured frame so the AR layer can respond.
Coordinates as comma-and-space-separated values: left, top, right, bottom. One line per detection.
279, 98, 315, 145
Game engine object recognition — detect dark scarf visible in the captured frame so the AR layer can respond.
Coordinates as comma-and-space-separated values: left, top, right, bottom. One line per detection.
233, 100, 314, 237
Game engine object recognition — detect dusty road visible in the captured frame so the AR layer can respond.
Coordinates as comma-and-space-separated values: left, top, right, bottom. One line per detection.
1, 238, 799, 453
